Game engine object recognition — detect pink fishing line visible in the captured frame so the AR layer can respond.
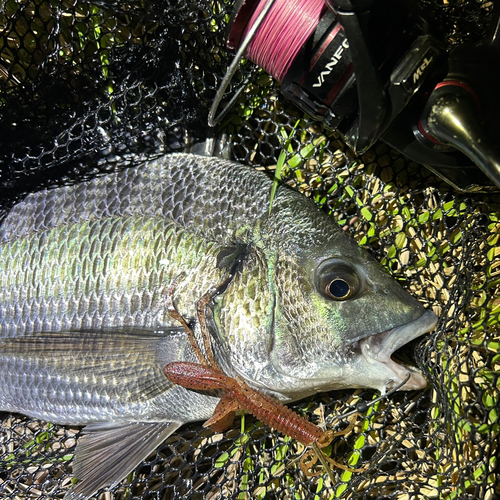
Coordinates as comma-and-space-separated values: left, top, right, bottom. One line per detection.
244, 0, 325, 82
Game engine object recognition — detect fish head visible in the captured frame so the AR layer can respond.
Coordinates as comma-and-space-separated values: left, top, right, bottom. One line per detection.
268, 242, 437, 397
248, 191, 438, 399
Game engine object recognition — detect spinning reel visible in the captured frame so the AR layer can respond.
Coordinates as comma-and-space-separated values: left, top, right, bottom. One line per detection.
212, 0, 500, 192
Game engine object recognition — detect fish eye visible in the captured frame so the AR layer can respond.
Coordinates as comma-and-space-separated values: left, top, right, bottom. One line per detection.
317, 261, 361, 301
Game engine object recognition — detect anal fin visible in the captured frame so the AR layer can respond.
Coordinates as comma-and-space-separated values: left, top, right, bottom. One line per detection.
64, 420, 181, 500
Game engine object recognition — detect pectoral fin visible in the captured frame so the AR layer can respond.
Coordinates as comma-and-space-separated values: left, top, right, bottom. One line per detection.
64, 420, 181, 500
0, 329, 189, 403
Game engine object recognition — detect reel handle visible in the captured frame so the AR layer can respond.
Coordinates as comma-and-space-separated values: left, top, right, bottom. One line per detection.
419, 81, 500, 189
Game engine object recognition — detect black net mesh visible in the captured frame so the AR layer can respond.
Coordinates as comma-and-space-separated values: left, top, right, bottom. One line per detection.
0, 1, 499, 499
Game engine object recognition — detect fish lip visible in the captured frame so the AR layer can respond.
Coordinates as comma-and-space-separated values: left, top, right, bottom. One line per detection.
359, 309, 438, 391
261, 310, 438, 396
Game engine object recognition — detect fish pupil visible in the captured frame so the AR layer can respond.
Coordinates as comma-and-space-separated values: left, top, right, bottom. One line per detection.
328, 279, 350, 299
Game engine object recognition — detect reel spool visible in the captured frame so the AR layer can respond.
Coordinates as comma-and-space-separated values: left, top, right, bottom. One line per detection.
218, 0, 500, 192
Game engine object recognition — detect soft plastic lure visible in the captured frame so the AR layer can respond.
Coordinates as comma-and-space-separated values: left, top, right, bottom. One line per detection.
163, 274, 363, 477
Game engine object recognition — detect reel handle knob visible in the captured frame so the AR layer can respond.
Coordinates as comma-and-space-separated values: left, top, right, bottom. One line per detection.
419, 81, 500, 189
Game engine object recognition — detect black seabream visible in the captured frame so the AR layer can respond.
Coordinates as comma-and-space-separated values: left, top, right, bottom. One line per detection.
0, 153, 437, 499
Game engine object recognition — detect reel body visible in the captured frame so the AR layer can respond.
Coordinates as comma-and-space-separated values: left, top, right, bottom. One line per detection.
225, 0, 500, 191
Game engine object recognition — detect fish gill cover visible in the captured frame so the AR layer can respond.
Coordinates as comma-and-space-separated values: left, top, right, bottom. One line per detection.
0, 1, 498, 499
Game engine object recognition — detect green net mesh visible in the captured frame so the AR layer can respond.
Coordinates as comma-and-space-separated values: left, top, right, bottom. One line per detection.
0, 1, 498, 499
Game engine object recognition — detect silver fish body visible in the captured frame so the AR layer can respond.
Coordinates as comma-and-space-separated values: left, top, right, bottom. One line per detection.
0, 153, 437, 498
0, 329, 217, 424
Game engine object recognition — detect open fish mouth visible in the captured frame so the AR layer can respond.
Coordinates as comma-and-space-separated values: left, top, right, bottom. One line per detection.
359, 310, 438, 392
264, 309, 438, 397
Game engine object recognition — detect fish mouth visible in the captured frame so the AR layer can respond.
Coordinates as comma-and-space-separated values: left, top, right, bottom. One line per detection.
359, 310, 438, 392
252, 309, 438, 400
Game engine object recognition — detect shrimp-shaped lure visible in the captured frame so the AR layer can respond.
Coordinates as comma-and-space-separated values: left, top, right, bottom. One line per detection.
163, 274, 364, 477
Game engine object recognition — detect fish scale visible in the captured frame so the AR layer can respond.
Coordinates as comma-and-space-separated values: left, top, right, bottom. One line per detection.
0, 153, 437, 499
0, 330, 216, 422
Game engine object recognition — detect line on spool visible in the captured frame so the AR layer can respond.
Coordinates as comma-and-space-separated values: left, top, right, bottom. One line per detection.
243, 0, 326, 82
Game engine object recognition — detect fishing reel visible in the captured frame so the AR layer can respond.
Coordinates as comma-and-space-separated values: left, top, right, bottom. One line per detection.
211, 0, 500, 192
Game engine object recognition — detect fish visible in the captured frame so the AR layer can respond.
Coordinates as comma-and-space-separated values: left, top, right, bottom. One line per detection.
0, 153, 437, 499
